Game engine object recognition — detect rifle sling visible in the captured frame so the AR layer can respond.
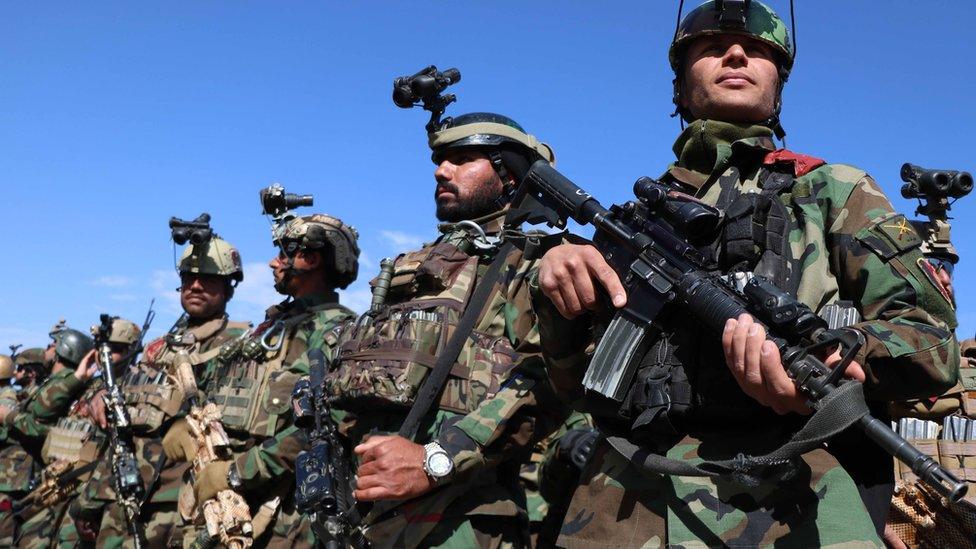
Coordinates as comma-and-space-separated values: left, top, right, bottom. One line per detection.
607, 380, 870, 486
398, 240, 515, 441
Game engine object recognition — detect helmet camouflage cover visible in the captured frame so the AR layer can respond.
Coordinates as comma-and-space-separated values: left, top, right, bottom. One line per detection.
108, 318, 141, 347
13, 347, 46, 367
178, 236, 244, 283
277, 214, 360, 289
669, 0, 794, 76
429, 112, 555, 165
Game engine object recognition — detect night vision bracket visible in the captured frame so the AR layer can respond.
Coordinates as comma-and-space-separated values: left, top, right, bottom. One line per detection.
392, 65, 462, 133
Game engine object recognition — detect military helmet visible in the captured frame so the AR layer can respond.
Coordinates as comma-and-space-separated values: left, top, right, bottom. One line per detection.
13, 347, 45, 368
0, 355, 13, 381
669, 0, 794, 77
108, 318, 141, 347
276, 214, 360, 289
51, 328, 95, 367
429, 112, 555, 166
178, 237, 244, 283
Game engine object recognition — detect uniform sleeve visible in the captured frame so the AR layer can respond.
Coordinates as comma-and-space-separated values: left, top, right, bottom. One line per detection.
233, 313, 342, 491
436, 256, 569, 482
824, 168, 960, 400
4, 370, 86, 439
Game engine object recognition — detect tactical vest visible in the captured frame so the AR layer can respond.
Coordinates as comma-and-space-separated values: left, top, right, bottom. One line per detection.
329, 239, 518, 414
123, 317, 249, 434
615, 161, 807, 438
209, 304, 352, 439
41, 413, 102, 465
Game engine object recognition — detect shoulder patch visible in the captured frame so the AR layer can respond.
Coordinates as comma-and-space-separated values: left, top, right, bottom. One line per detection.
917, 257, 954, 308
854, 212, 922, 260
763, 149, 826, 177
142, 338, 167, 364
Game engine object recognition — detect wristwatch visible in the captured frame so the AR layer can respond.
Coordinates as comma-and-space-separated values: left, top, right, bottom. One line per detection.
422, 441, 454, 485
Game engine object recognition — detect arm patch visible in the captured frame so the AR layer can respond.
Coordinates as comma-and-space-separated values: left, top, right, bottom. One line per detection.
854, 213, 922, 260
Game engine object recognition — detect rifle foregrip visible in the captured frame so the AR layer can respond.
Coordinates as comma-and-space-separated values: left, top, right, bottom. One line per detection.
682, 273, 749, 333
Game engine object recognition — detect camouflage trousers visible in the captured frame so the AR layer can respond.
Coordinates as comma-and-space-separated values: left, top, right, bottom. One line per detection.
0, 506, 19, 547
16, 499, 79, 548
558, 435, 883, 548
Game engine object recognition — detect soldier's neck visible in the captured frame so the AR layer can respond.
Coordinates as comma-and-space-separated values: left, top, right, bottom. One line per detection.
186, 312, 226, 328
673, 119, 774, 179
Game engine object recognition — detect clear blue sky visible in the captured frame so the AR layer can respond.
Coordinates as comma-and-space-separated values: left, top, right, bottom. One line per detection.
2, 1, 974, 348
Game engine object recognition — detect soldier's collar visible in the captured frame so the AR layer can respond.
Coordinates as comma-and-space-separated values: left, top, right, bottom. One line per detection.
176, 314, 229, 345
437, 209, 507, 236
293, 291, 340, 311
671, 119, 775, 189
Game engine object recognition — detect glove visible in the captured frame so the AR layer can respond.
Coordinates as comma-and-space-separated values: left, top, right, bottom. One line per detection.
162, 418, 198, 462
557, 428, 600, 470
194, 460, 232, 504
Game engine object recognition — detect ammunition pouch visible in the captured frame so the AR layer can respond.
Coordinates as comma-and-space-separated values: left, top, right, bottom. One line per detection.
123, 365, 185, 434
41, 417, 101, 464
328, 241, 517, 414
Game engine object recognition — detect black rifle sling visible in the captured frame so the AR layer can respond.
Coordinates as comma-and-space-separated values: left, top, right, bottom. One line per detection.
398, 240, 516, 441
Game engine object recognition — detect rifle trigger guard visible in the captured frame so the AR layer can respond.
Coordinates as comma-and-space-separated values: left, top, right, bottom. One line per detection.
803, 328, 865, 387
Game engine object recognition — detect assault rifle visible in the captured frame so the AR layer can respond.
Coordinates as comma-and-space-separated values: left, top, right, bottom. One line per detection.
293, 348, 363, 549
92, 313, 147, 548
508, 160, 968, 502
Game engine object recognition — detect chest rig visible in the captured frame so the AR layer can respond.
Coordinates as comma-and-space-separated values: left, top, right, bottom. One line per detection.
618, 160, 806, 438
40, 392, 104, 465
209, 302, 348, 439
329, 226, 518, 415
122, 316, 246, 435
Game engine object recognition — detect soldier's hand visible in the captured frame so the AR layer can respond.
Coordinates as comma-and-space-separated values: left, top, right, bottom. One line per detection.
194, 460, 232, 504
538, 243, 626, 319
73, 349, 99, 382
353, 435, 432, 501
722, 314, 865, 415
88, 389, 108, 429
162, 418, 198, 461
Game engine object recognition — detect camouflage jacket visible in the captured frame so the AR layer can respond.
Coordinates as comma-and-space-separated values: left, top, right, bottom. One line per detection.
329, 211, 564, 538
214, 293, 354, 496
542, 119, 959, 412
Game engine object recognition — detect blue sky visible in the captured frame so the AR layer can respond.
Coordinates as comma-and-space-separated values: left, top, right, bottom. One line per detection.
2, 1, 975, 348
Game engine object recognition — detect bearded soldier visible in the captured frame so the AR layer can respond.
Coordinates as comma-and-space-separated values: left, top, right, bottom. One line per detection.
69, 234, 250, 547
533, 1, 960, 546
164, 210, 358, 547
0, 328, 94, 546
306, 111, 564, 548
16, 318, 140, 547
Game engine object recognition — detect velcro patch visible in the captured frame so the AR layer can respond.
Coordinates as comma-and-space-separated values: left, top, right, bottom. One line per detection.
854, 213, 922, 260
918, 257, 954, 308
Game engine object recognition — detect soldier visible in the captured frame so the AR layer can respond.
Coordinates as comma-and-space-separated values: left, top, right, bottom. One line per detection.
0, 355, 17, 409
15, 317, 140, 548
311, 111, 563, 547
12, 348, 50, 399
68, 235, 251, 547
533, 1, 960, 546
0, 327, 95, 547
165, 211, 358, 547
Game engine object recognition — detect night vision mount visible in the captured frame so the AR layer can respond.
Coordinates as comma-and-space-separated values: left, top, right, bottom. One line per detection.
169, 213, 213, 246
260, 183, 314, 243
392, 65, 461, 133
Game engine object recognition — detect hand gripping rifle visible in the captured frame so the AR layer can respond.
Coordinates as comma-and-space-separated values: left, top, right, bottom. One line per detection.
92, 313, 148, 548
508, 160, 967, 502
293, 348, 365, 549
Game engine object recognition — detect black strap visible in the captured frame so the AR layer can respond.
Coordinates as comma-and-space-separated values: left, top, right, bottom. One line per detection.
398, 240, 516, 441
607, 380, 871, 487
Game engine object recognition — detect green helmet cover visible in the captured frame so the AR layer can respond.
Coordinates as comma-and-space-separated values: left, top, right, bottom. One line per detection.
669, 0, 794, 76
429, 112, 555, 165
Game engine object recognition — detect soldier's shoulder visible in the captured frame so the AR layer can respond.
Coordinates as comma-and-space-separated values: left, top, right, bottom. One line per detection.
223, 319, 252, 337
311, 304, 356, 326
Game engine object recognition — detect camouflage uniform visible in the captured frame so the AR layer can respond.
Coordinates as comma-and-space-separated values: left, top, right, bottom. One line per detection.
0, 353, 42, 547
327, 211, 562, 548
0, 366, 89, 546
540, 120, 960, 548
68, 314, 249, 548
169, 294, 353, 548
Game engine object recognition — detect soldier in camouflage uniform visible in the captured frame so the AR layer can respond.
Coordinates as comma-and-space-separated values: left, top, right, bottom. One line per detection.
533, 1, 961, 547
0, 355, 18, 409
69, 236, 251, 547
163, 212, 359, 547
15, 317, 140, 548
12, 348, 50, 400
0, 328, 94, 547
318, 112, 563, 548
0, 350, 43, 546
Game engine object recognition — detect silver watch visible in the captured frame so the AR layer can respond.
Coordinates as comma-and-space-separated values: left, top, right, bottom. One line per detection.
422, 441, 454, 483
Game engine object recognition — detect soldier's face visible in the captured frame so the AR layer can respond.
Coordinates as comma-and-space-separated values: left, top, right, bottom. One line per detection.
681, 34, 780, 123
269, 249, 322, 296
433, 149, 505, 222
180, 273, 228, 319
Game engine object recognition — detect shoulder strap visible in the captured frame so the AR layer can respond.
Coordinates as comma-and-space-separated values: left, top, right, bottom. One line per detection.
398, 241, 516, 441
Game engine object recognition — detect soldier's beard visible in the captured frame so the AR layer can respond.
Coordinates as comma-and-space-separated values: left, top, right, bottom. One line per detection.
436, 183, 503, 223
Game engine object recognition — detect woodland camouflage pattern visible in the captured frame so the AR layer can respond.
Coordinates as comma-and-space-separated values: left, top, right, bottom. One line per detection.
329, 211, 563, 547
68, 314, 249, 548
541, 120, 960, 548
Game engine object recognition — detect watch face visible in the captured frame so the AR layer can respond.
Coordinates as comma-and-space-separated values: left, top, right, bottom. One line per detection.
428, 452, 453, 477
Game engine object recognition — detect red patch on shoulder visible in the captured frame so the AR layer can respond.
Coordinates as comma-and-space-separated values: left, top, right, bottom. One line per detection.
763, 149, 826, 177
918, 257, 954, 308
142, 338, 166, 365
